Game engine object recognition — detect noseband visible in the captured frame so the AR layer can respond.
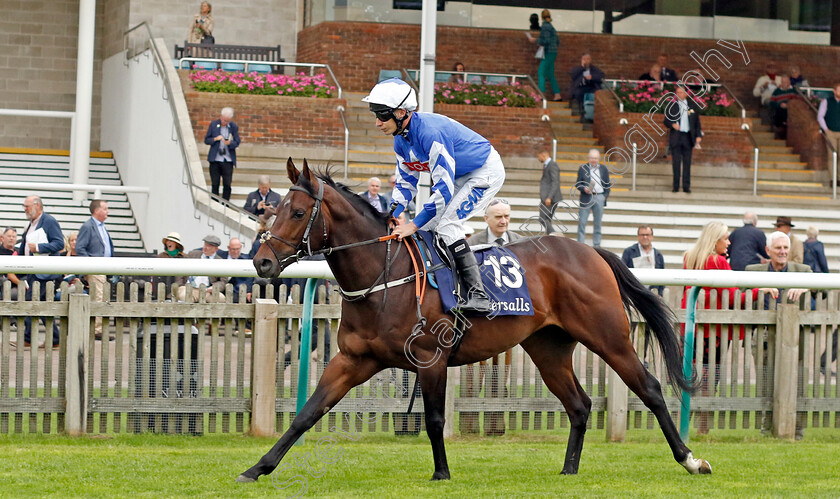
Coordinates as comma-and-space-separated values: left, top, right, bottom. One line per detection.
259, 179, 327, 268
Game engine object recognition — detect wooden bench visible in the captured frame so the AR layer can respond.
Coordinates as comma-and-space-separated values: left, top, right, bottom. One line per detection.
174, 41, 284, 71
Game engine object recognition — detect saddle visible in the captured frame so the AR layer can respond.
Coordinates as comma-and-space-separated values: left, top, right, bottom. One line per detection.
412, 230, 534, 317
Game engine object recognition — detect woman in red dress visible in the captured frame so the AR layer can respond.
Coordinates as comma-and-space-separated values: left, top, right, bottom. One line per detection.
681, 221, 756, 434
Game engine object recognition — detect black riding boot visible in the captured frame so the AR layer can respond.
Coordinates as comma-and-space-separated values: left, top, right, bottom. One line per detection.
449, 239, 492, 314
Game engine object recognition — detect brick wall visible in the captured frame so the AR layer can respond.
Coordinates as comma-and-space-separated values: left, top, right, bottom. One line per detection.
787, 99, 829, 171
180, 72, 346, 149
593, 90, 753, 168
435, 104, 552, 157
297, 21, 840, 107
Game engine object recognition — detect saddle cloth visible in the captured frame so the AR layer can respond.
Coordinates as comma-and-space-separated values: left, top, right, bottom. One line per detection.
413, 231, 534, 317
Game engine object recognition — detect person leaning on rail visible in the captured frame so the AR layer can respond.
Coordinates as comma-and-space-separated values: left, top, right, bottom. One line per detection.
745, 230, 810, 439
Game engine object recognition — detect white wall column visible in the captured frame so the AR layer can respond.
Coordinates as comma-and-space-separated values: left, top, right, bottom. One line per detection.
71, 0, 97, 202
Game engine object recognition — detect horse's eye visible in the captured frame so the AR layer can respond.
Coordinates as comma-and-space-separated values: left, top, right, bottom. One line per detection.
293, 210, 305, 219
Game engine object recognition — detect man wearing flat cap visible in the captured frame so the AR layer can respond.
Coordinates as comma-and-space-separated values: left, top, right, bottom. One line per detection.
774, 216, 803, 264
177, 234, 227, 303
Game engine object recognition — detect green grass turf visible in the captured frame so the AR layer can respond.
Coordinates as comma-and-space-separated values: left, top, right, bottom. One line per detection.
1, 429, 839, 497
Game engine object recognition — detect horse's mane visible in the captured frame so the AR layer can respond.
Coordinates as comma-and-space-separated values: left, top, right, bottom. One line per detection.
302, 166, 390, 227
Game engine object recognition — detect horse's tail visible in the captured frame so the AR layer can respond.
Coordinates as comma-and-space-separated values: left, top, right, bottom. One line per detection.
594, 247, 697, 394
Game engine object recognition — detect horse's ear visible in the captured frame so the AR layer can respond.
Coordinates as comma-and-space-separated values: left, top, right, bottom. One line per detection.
301, 159, 315, 183
286, 157, 300, 184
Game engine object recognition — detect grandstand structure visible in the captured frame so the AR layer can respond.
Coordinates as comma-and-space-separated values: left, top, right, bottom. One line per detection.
1, 0, 839, 267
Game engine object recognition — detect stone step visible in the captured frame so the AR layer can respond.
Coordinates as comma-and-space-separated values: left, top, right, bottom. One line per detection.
549, 128, 595, 138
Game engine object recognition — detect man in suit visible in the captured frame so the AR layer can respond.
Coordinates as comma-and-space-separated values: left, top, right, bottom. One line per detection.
576, 149, 611, 247
746, 230, 811, 439
729, 212, 769, 271
569, 53, 604, 122
177, 235, 228, 303
75, 199, 115, 339
203, 107, 241, 201
657, 53, 679, 82
664, 86, 702, 193
537, 151, 562, 234
243, 175, 282, 217
774, 216, 804, 264
17, 195, 64, 348
467, 198, 523, 246
222, 237, 254, 303
360, 177, 388, 213
465, 197, 520, 435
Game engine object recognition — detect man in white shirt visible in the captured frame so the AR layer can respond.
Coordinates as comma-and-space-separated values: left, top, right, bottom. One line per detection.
575, 149, 611, 247
178, 235, 227, 303
621, 225, 665, 294
360, 177, 388, 213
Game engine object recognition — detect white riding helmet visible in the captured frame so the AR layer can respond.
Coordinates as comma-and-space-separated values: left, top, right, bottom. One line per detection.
362, 78, 418, 112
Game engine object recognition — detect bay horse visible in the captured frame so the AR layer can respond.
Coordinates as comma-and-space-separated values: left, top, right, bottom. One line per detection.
238, 158, 711, 483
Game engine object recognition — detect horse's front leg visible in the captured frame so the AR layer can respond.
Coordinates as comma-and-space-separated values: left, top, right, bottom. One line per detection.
237, 353, 381, 482
416, 361, 451, 480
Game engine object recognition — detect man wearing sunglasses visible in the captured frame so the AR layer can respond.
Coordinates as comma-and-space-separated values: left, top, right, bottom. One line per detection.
362, 78, 506, 313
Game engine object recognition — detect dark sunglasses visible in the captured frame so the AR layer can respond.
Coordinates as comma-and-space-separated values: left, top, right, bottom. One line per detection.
489, 198, 509, 207
373, 109, 395, 122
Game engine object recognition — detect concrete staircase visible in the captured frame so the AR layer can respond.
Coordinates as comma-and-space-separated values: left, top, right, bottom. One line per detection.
0, 150, 146, 253
198, 94, 840, 272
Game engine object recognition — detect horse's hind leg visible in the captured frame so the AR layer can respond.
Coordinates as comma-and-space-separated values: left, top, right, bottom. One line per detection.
520, 328, 591, 475
237, 353, 382, 482
590, 332, 712, 475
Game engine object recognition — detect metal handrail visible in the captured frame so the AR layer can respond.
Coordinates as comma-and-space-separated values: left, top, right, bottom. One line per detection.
603, 82, 625, 113
176, 58, 343, 100
795, 87, 838, 199
0, 109, 78, 189
719, 82, 747, 120
797, 85, 833, 100
123, 22, 260, 239
717, 81, 762, 195
0, 181, 150, 198
337, 105, 349, 178
601, 84, 637, 189
404, 69, 548, 109
745, 126, 760, 196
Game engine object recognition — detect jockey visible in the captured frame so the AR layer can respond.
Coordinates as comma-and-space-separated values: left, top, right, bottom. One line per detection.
362, 78, 506, 314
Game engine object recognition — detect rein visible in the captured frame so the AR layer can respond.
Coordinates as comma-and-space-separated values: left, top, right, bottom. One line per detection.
258, 179, 427, 307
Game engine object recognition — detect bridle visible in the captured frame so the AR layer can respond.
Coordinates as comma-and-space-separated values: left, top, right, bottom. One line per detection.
258, 179, 403, 277
259, 180, 327, 268
257, 178, 429, 306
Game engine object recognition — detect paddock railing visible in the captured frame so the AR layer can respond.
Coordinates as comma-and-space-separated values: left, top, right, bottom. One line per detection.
1, 279, 838, 439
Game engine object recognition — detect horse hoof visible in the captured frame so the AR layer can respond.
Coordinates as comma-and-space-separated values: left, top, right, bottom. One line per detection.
431, 471, 450, 481
681, 452, 712, 475
236, 474, 257, 483
560, 469, 578, 475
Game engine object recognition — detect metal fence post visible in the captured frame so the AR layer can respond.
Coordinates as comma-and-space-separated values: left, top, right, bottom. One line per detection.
294, 278, 319, 446
251, 298, 278, 437
680, 286, 700, 442
65, 293, 90, 436
773, 304, 799, 439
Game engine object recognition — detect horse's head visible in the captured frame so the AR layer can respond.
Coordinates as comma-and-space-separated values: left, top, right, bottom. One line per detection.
254, 158, 328, 278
